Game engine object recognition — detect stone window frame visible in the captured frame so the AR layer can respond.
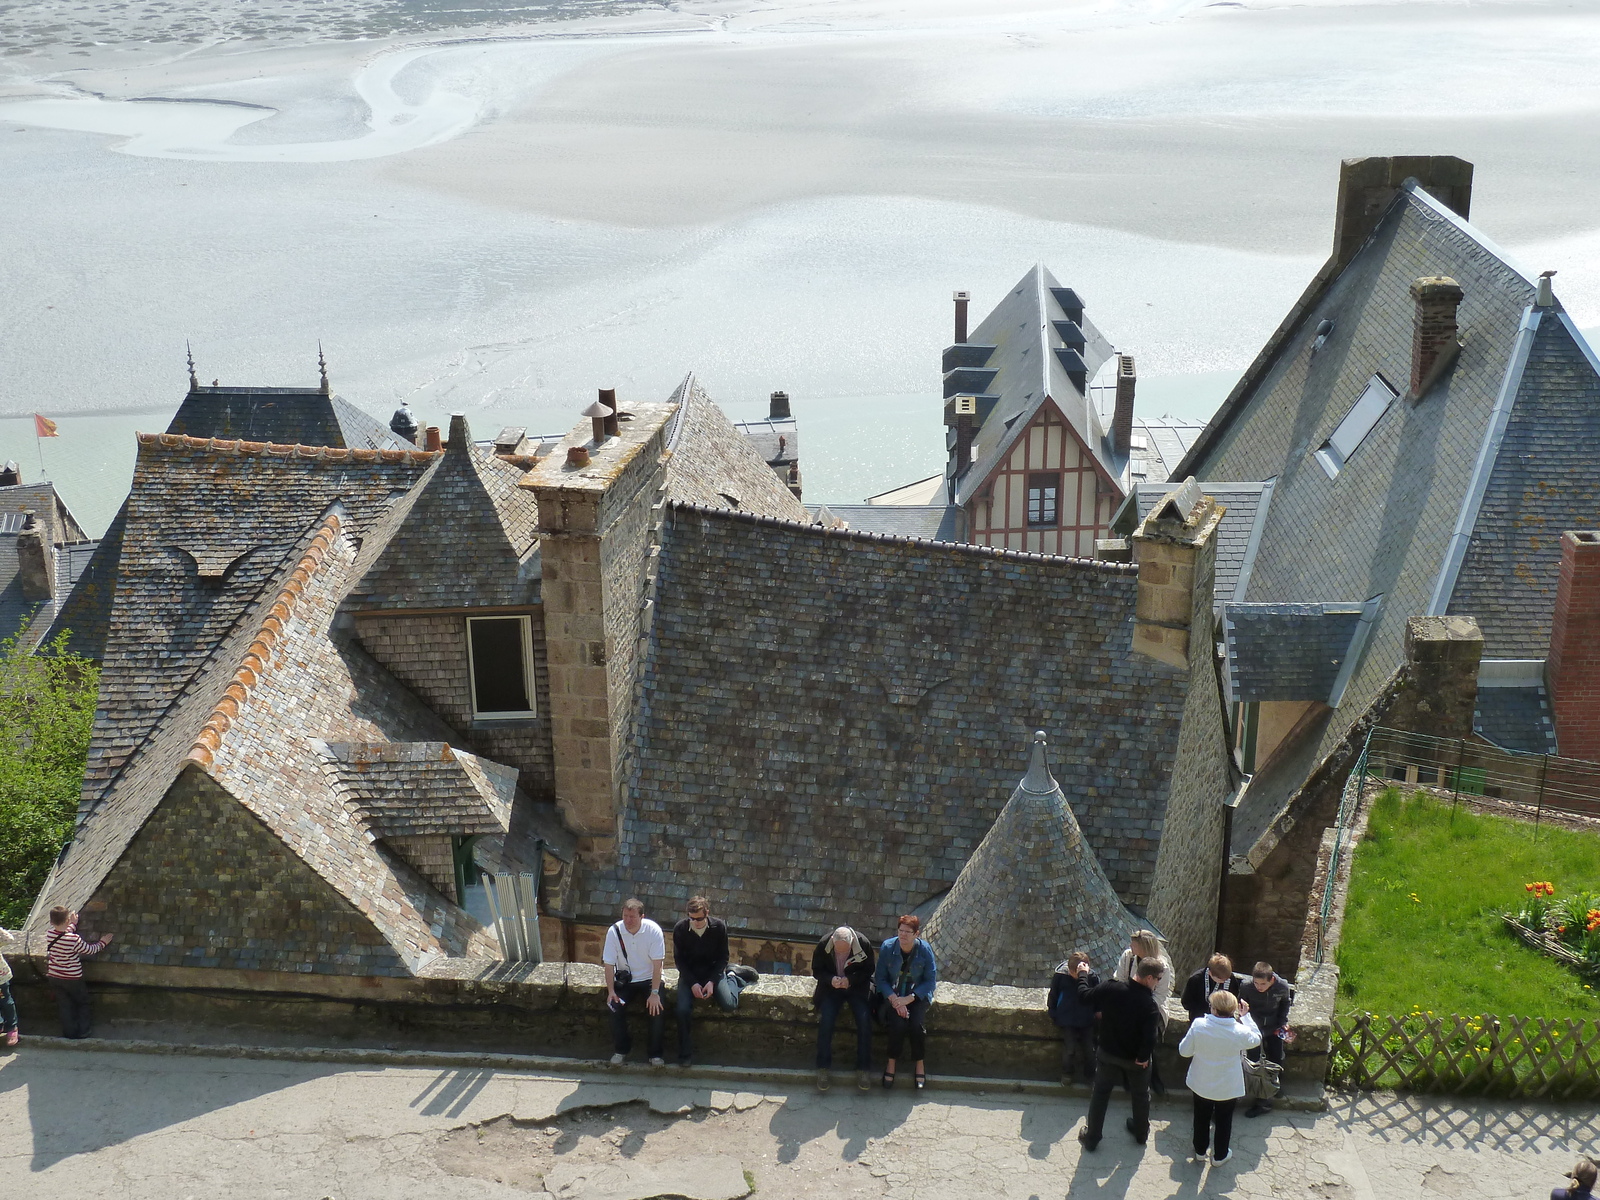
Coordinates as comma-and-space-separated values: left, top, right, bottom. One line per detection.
466, 613, 538, 720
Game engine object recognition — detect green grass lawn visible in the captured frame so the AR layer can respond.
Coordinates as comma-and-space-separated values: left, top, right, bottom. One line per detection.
1337, 788, 1600, 1019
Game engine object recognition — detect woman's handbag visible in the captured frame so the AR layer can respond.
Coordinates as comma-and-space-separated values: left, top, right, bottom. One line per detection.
1242, 1052, 1282, 1100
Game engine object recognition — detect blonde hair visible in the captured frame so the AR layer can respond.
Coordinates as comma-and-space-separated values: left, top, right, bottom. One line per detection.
1209, 990, 1239, 1017
1130, 929, 1166, 961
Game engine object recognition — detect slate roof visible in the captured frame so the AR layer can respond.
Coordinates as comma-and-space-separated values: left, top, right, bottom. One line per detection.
1474, 685, 1558, 755
824, 505, 963, 542
662, 376, 811, 520
346, 414, 541, 611
1127, 417, 1207, 486
1116, 481, 1274, 607
951, 265, 1119, 508
590, 502, 1188, 938
0, 482, 98, 650
1222, 603, 1366, 705
42, 501, 126, 660
167, 386, 408, 451
732, 416, 799, 466
317, 741, 515, 838
923, 733, 1138, 985
1174, 180, 1578, 852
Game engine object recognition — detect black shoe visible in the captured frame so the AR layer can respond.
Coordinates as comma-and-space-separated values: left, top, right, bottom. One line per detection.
1125, 1118, 1147, 1145
1077, 1131, 1100, 1151
1245, 1102, 1268, 1118
731, 964, 759, 983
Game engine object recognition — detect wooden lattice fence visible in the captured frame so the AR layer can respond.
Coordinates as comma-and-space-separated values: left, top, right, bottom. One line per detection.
1331, 1013, 1600, 1099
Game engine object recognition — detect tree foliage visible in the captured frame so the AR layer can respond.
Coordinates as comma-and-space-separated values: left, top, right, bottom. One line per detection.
0, 623, 99, 925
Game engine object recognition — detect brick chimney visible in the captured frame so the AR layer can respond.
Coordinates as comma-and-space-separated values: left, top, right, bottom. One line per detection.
16, 511, 54, 601
521, 401, 679, 857
1130, 478, 1223, 670
1409, 277, 1464, 398
769, 390, 791, 420
1332, 156, 1473, 271
1548, 531, 1600, 760
1113, 354, 1137, 457
424, 426, 442, 452
953, 291, 970, 344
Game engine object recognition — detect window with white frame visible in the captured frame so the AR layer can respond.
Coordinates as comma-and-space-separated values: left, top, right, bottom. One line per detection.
1316, 374, 1397, 479
467, 615, 537, 719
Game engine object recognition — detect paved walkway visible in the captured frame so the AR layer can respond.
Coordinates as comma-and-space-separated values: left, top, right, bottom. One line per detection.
0, 1045, 1592, 1198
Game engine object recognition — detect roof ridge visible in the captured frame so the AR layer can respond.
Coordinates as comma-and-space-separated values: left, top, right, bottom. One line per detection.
186, 511, 345, 767
136, 431, 438, 465
670, 500, 1135, 574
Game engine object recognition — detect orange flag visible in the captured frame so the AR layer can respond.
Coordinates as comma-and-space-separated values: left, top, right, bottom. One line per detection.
34, 414, 59, 438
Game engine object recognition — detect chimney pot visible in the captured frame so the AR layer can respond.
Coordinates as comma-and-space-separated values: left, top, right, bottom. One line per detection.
1537, 270, 1557, 308
953, 290, 970, 344
1409, 276, 1464, 397
424, 426, 442, 452
1112, 354, 1137, 458
566, 445, 591, 468
769, 390, 791, 421
599, 389, 621, 438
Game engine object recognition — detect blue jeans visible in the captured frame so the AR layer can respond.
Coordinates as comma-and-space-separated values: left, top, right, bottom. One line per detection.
675, 972, 743, 1061
816, 989, 872, 1070
0, 981, 16, 1033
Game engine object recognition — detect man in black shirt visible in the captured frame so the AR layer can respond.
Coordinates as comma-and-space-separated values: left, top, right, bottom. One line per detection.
1074, 957, 1165, 1149
672, 896, 757, 1067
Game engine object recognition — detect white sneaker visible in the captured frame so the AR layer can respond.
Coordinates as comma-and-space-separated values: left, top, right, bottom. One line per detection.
1212, 1150, 1232, 1165
649, 1057, 665, 1067
609, 1053, 626, 1066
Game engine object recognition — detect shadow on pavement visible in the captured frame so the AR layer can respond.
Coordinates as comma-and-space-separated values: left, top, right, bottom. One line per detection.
1329, 1088, 1600, 1154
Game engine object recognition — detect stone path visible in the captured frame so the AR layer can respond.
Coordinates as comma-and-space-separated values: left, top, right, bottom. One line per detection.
0, 1045, 1593, 1197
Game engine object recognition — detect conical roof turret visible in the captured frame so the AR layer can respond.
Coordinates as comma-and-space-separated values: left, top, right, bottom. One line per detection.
924, 731, 1138, 985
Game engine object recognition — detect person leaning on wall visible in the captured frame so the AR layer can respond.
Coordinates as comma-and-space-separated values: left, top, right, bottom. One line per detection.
44, 906, 112, 1040
874, 914, 937, 1091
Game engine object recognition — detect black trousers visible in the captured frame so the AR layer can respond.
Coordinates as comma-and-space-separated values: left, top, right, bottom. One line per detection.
883, 997, 927, 1061
1059, 1025, 1095, 1080
1192, 1095, 1237, 1157
607, 981, 664, 1059
1084, 1051, 1150, 1142
50, 978, 92, 1039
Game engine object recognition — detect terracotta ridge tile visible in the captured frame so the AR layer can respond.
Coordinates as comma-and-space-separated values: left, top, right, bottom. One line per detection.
185, 512, 344, 767
666, 500, 1136, 573
135, 431, 438, 465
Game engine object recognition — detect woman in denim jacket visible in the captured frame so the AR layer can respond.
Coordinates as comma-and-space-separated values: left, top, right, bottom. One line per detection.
874, 914, 937, 1090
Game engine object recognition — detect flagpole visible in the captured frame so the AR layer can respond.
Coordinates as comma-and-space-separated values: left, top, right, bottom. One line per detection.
35, 425, 45, 480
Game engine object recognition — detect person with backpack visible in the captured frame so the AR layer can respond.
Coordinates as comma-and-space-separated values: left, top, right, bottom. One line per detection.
811, 925, 876, 1092
1047, 950, 1098, 1086
45, 906, 112, 1039
602, 898, 666, 1066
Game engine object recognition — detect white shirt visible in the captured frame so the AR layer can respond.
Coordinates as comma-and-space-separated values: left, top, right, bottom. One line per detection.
1179, 1012, 1263, 1100
603, 919, 665, 983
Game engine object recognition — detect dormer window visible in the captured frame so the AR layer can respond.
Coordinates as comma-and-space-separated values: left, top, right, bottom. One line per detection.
467, 615, 537, 720
1316, 374, 1397, 479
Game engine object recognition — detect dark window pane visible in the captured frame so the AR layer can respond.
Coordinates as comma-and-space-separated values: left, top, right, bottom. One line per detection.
470, 618, 531, 714
1027, 472, 1060, 526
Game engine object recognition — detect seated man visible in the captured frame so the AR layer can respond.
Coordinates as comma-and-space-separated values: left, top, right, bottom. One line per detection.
811, 925, 876, 1092
672, 896, 755, 1067
603, 898, 666, 1066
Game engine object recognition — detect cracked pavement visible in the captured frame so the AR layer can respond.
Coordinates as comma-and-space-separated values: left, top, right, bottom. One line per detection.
0, 1047, 1593, 1197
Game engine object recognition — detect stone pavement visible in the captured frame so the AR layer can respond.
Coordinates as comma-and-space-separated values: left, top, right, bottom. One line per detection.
0, 1044, 1593, 1198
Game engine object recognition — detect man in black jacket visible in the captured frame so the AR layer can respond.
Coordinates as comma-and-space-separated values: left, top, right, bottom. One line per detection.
1180, 954, 1248, 1021
672, 897, 757, 1067
1242, 961, 1293, 1116
811, 926, 877, 1092
1074, 958, 1164, 1149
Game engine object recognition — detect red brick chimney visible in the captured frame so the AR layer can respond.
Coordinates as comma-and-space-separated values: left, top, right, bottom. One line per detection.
1548, 530, 1600, 761
1409, 276, 1463, 398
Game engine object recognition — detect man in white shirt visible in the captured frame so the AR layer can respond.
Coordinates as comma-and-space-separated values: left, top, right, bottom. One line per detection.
603, 897, 667, 1065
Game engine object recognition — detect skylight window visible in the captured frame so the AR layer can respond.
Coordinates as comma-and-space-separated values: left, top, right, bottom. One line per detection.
1316, 375, 1397, 479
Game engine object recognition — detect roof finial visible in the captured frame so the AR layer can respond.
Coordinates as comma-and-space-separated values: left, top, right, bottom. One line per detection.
1537, 269, 1557, 309
1022, 729, 1056, 793
318, 342, 330, 395
186, 342, 198, 393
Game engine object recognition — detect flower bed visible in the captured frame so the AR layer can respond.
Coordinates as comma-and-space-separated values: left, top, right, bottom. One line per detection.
1504, 881, 1600, 981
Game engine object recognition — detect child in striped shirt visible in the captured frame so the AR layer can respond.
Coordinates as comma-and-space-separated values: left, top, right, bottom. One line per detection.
46, 907, 113, 1040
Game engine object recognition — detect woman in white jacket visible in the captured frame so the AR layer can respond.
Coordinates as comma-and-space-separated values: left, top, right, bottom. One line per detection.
1178, 989, 1261, 1164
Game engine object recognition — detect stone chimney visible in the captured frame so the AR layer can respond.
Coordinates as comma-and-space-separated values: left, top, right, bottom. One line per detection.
1130, 477, 1223, 670
953, 291, 970, 344
1383, 616, 1483, 738
1113, 353, 1137, 457
521, 400, 679, 857
1547, 531, 1600, 760
1332, 156, 1473, 271
1408, 277, 1464, 398
16, 512, 54, 601
769, 390, 791, 421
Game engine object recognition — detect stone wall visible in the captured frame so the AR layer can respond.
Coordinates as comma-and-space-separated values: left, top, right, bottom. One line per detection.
352, 610, 555, 803
83, 768, 406, 976
5, 958, 1329, 1085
